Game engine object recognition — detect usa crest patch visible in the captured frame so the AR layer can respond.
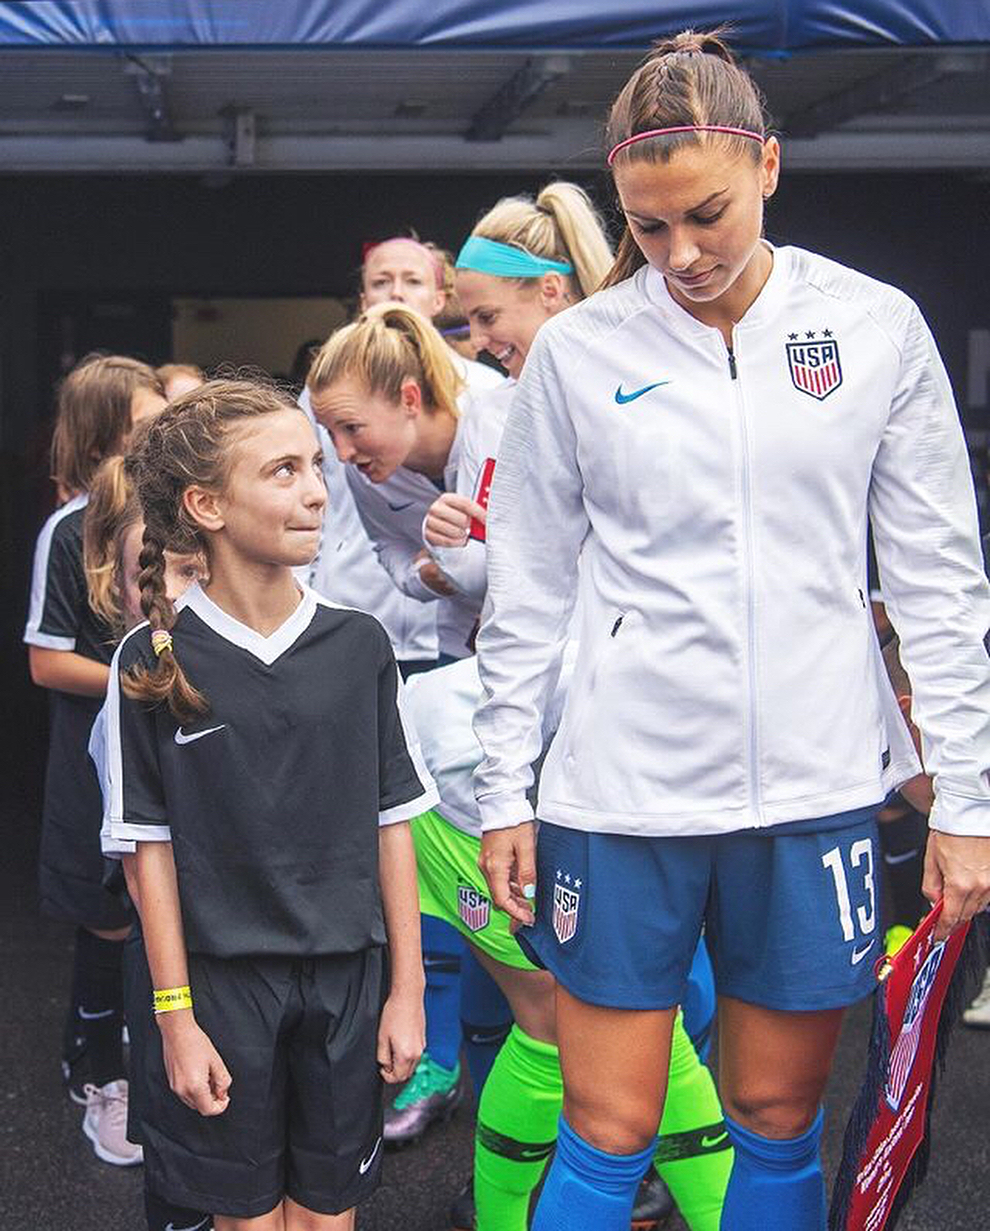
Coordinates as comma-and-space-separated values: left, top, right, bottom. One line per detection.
457, 884, 490, 933
553, 870, 581, 944
885, 942, 944, 1112
786, 332, 842, 401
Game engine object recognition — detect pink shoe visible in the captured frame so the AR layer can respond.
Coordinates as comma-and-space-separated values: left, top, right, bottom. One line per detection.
82, 1080, 143, 1166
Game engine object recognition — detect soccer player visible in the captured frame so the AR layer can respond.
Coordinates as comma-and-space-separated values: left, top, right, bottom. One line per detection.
474, 29, 990, 1231
99, 379, 436, 1228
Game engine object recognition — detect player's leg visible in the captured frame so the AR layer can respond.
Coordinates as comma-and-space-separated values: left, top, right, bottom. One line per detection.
708, 808, 882, 1231
460, 946, 513, 1098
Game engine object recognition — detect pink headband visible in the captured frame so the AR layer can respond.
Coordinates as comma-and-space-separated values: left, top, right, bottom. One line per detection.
607, 125, 765, 167
362, 237, 445, 289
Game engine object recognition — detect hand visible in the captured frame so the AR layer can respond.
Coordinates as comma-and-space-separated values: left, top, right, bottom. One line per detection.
158, 1011, 231, 1116
377, 989, 425, 1084
479, 823, 537, 927
922, 831, 990, 941
413, 549, 457, 596
424, 493, 486, 548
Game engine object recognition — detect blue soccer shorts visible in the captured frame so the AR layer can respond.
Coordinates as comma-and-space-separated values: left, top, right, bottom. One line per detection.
518, 807, 882, 1012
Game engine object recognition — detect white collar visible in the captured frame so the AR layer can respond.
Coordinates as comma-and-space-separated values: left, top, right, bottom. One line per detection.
179, 581, 318, 666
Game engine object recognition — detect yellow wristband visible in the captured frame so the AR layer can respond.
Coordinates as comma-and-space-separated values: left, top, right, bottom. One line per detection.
153, 985, 193, 1014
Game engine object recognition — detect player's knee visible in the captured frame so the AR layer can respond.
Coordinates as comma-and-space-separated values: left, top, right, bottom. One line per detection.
723, 1087, 820, 1139
565, 1092, 660, 1155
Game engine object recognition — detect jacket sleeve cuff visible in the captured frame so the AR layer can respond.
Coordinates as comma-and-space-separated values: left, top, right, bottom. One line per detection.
928, 790, 990, 837
403, 558, 441, 603
478, 793, 536, 832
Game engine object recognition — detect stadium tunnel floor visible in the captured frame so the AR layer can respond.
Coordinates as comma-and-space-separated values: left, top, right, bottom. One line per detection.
2, 793, 987, 1231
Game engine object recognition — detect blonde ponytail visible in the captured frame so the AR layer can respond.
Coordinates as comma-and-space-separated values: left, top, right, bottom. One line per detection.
83, 455, 142, 634
470, 181, 613, 299
308, 301, 464, 420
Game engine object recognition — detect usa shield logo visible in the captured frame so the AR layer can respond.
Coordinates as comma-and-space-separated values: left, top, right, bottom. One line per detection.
553, 871, 581, 944
885, 942, 944, 1111
786, 336, 842, 401
457, 884, 490, 933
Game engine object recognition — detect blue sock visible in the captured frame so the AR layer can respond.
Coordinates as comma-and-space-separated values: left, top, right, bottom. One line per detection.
532, 1115, 656, 1231
422, 914, 463, 1071
720, 1108, 826, 1231
683, 936, 716, 1061
459, 947, 512, 1096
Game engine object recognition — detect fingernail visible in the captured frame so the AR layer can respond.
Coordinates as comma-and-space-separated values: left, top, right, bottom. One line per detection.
523, 883, 536, 900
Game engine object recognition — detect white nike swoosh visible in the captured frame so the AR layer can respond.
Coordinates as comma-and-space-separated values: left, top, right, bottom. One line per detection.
77, 1006, 115, 1021
165, 1219, 210, 1231
359, 1135, 382, 1175
174, 724, 227, 746
883, 849, 920, 866
851, 940, 876, 965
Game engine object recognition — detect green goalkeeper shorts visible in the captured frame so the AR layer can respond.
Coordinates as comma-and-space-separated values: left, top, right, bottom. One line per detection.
412, 809, 538, 971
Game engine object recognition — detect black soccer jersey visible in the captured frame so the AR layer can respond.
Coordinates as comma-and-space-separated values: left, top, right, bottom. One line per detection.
24, 495, 126, 927
103, 584, 438, 958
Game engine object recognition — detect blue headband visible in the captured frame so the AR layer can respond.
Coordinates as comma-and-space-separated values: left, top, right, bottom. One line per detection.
455, 235, 574, 279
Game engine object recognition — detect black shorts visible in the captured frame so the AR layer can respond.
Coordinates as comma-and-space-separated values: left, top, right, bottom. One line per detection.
139, 948, 386, 1219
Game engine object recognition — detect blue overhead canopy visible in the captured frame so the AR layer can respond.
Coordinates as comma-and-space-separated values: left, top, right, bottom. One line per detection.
0, 1, 987, 52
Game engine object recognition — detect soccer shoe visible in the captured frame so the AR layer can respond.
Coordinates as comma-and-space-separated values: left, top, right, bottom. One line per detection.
82, 1080, 143, 1166
384, 1054, 462, 1144
631, 1171, 674, 1230
963, 968, 990, 1028
884, 924, 912, 957
448, 1176, 475, 1231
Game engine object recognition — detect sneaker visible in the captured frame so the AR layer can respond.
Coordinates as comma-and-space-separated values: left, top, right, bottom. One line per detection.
384, 1054, 461, 1144
448, 1176, 474, 1231
631, 1170, 674, 1230
82, 1080, 143, 1166
963, 968, 990, 1029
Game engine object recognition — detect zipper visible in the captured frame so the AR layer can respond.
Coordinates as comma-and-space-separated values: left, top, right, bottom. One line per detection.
726, 332, 763, 825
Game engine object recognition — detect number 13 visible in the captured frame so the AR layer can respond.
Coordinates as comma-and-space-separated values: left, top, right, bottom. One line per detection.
821, 839, 876, 941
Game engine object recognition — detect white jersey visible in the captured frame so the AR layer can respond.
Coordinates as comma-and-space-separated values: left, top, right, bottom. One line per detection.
299, 388, 437, 662
453, 352, 507, 395
347, 385, 503, 659
475, 245, 990, 838
405, 643, 574, 838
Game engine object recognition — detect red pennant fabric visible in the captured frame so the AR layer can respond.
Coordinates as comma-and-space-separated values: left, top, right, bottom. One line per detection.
841, 902, 970, 1231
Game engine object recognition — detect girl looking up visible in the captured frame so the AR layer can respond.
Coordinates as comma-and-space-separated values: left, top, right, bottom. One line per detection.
101, 379, 436, 1230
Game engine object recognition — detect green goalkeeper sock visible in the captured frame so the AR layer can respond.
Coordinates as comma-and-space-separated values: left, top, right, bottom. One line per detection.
654, 1012, 733, 1231
475, 1024, 564, 1231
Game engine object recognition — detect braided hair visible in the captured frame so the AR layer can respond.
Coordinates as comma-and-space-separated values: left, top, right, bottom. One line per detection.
121, 378, 298, 722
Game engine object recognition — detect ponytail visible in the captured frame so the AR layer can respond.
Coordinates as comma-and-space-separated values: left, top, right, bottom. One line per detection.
83, 455, 142, 633
308, 301, 464, 420
468, 181, 613, 299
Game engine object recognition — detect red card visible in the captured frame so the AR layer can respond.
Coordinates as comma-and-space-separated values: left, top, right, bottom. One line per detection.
468, 457, 496, 543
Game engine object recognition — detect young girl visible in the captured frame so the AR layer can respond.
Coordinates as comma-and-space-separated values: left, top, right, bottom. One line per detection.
100, 379, 435, 1229
23, 353, 166, 1163
474, 30, 990, 1231
418, 184, 731, 1231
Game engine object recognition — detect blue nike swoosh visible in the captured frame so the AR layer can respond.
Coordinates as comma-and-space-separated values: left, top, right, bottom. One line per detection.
614, 381, 671, 405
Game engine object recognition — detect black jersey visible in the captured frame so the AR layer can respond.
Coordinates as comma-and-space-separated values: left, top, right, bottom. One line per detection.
24, 495, 127, 926
103, 584, 438, 958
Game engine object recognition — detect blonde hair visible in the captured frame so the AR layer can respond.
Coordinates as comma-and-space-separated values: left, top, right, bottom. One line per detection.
603, 29, 770, 288
122, 378, 298, 722
471, 181, 613, 298
83, 455, 143, 636
307, 302, 464, 419
51, 353, 165, 498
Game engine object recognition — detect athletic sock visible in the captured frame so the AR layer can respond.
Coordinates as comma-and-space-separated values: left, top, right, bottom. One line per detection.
653, 1013, 732, 1231
144, 1188, 212, 1231
422, 914, 463, 1071
460, 947, 512, 1097
878, 807, 929, 929
531, 1115, 655, 1231
719, 1107, 826, 1231
475, 1026, 563, 1231
73, 927, 125, 1086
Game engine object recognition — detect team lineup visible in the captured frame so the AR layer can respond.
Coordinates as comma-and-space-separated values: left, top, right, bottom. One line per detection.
22, 29, 990, 1231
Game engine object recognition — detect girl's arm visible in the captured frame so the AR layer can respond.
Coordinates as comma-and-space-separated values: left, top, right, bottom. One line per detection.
29, 645, 109, 697
135, 841, 231, 1116
376, 820, 425, 1084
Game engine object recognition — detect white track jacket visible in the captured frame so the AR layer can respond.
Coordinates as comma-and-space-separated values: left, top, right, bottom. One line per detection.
474, 246, 990, 838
